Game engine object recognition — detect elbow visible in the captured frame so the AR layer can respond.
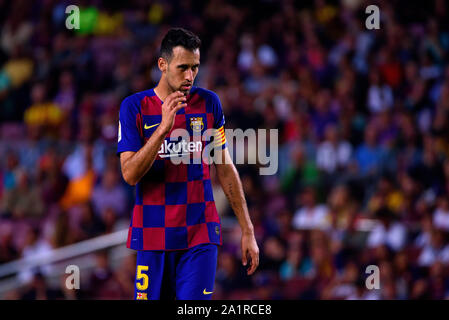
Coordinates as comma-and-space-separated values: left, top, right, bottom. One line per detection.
122, 171, 138, 186
126, 179, 137, 187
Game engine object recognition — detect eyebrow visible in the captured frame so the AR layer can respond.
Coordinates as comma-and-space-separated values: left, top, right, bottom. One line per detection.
177, 63, 200, 69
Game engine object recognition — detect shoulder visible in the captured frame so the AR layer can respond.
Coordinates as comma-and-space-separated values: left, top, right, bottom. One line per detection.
192, 86, 220, 103
121, 89, 155, 108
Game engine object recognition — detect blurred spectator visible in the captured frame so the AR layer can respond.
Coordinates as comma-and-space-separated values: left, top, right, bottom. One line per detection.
24, 82, 63, 137
292, 187, 331, 231
60, 145, 96, 210
62, 140, 106, 180
0, 3, 32, 54
1, 46, 33, 90
91, 166, 128, 218
310, 89, 338, 141
316, 124, 352, 174
37, 147, 69, 207
279, 244, 313, 281
50, 208, 75, 248
259, 236, 286, 272
327, 184, 357, 231
54, 70, 76, 113
2, 151, 21, 192
18, 227, 53, 284
321, 261, 359, 299
366, 207, 407, 252
367, 69, 394, 114
87, 250, 123, 299
20, 272, 63, 300
432, 195, 449, 231
216, 251, 252, 297
353, 123, 385, 177
417, 229, 449, 267
0, 226, 19, 263
113, 253, 136, 299
0, 170, 44, 219
101, 207, 118, 234
78, 201, 106, 240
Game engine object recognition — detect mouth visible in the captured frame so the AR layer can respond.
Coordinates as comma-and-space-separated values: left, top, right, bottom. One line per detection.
181, 84, 191, 90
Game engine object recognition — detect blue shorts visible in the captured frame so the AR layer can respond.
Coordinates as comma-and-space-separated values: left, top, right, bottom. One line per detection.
134, 243, 218, 300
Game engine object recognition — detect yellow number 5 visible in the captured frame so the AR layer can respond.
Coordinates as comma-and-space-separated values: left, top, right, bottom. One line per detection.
136, 265, 149, 290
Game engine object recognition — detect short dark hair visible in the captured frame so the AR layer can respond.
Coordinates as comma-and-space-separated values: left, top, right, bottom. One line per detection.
160, 28, 201, 61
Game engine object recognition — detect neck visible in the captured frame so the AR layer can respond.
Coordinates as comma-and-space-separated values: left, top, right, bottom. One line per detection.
154, 79, 174, 102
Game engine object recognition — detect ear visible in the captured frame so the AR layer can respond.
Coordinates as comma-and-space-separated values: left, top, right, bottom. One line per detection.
158, 57, 167, 73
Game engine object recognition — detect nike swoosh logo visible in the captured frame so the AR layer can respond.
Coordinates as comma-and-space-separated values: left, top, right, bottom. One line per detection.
144, 123, 160, 129
203, 289, 213, 295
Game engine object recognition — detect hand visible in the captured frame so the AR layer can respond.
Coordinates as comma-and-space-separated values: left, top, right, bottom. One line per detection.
241, 231, 259, 275
159, 91, 187, 134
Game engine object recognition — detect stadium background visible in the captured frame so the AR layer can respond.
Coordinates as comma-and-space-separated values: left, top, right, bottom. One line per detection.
0, 0, 449, 300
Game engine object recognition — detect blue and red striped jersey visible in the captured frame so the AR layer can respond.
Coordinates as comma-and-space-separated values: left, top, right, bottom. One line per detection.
117, 87, 227, 251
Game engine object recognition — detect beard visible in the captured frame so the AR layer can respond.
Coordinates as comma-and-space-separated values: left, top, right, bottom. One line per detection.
179, 85, 191, 96
167, 80, 190, 96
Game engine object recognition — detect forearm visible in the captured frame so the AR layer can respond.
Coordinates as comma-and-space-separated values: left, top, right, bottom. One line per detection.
121, 126, 168, 185
217, 164, 254, 234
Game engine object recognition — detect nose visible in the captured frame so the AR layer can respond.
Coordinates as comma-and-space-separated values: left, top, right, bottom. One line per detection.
185, 69, 193, 82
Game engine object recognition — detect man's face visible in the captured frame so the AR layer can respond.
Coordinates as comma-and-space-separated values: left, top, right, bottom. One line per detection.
162, 46, 200, 96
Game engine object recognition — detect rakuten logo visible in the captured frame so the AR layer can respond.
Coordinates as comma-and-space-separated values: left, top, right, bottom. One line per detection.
158, 139, 202, 158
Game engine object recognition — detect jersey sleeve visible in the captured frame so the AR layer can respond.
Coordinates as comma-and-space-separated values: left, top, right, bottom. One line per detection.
117, 96, 142, 155
210, 92, 227, 150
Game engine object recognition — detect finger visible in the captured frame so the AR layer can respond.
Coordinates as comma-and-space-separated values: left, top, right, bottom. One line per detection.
168, 91, 184, 102
247, 260, 257, 275
242, 248, 248, 267
247, 261, 255, 275
169, 96, 187, 109
247, 250, 259, 275
168, 91, 184, 99
172, 102, 187, 114
164, 91, 184, 106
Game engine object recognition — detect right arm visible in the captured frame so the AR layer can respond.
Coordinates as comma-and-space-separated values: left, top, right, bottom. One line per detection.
119, 91, 186, 186
120, 126, 168, 186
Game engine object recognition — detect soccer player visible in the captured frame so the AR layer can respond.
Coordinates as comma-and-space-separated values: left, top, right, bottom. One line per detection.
117, 28, 259, 300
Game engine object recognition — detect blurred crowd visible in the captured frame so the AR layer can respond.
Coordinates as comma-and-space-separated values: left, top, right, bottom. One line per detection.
1, 0, 449, 299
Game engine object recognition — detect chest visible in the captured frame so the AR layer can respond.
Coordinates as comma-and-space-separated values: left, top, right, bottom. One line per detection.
140, 97, 215, 141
